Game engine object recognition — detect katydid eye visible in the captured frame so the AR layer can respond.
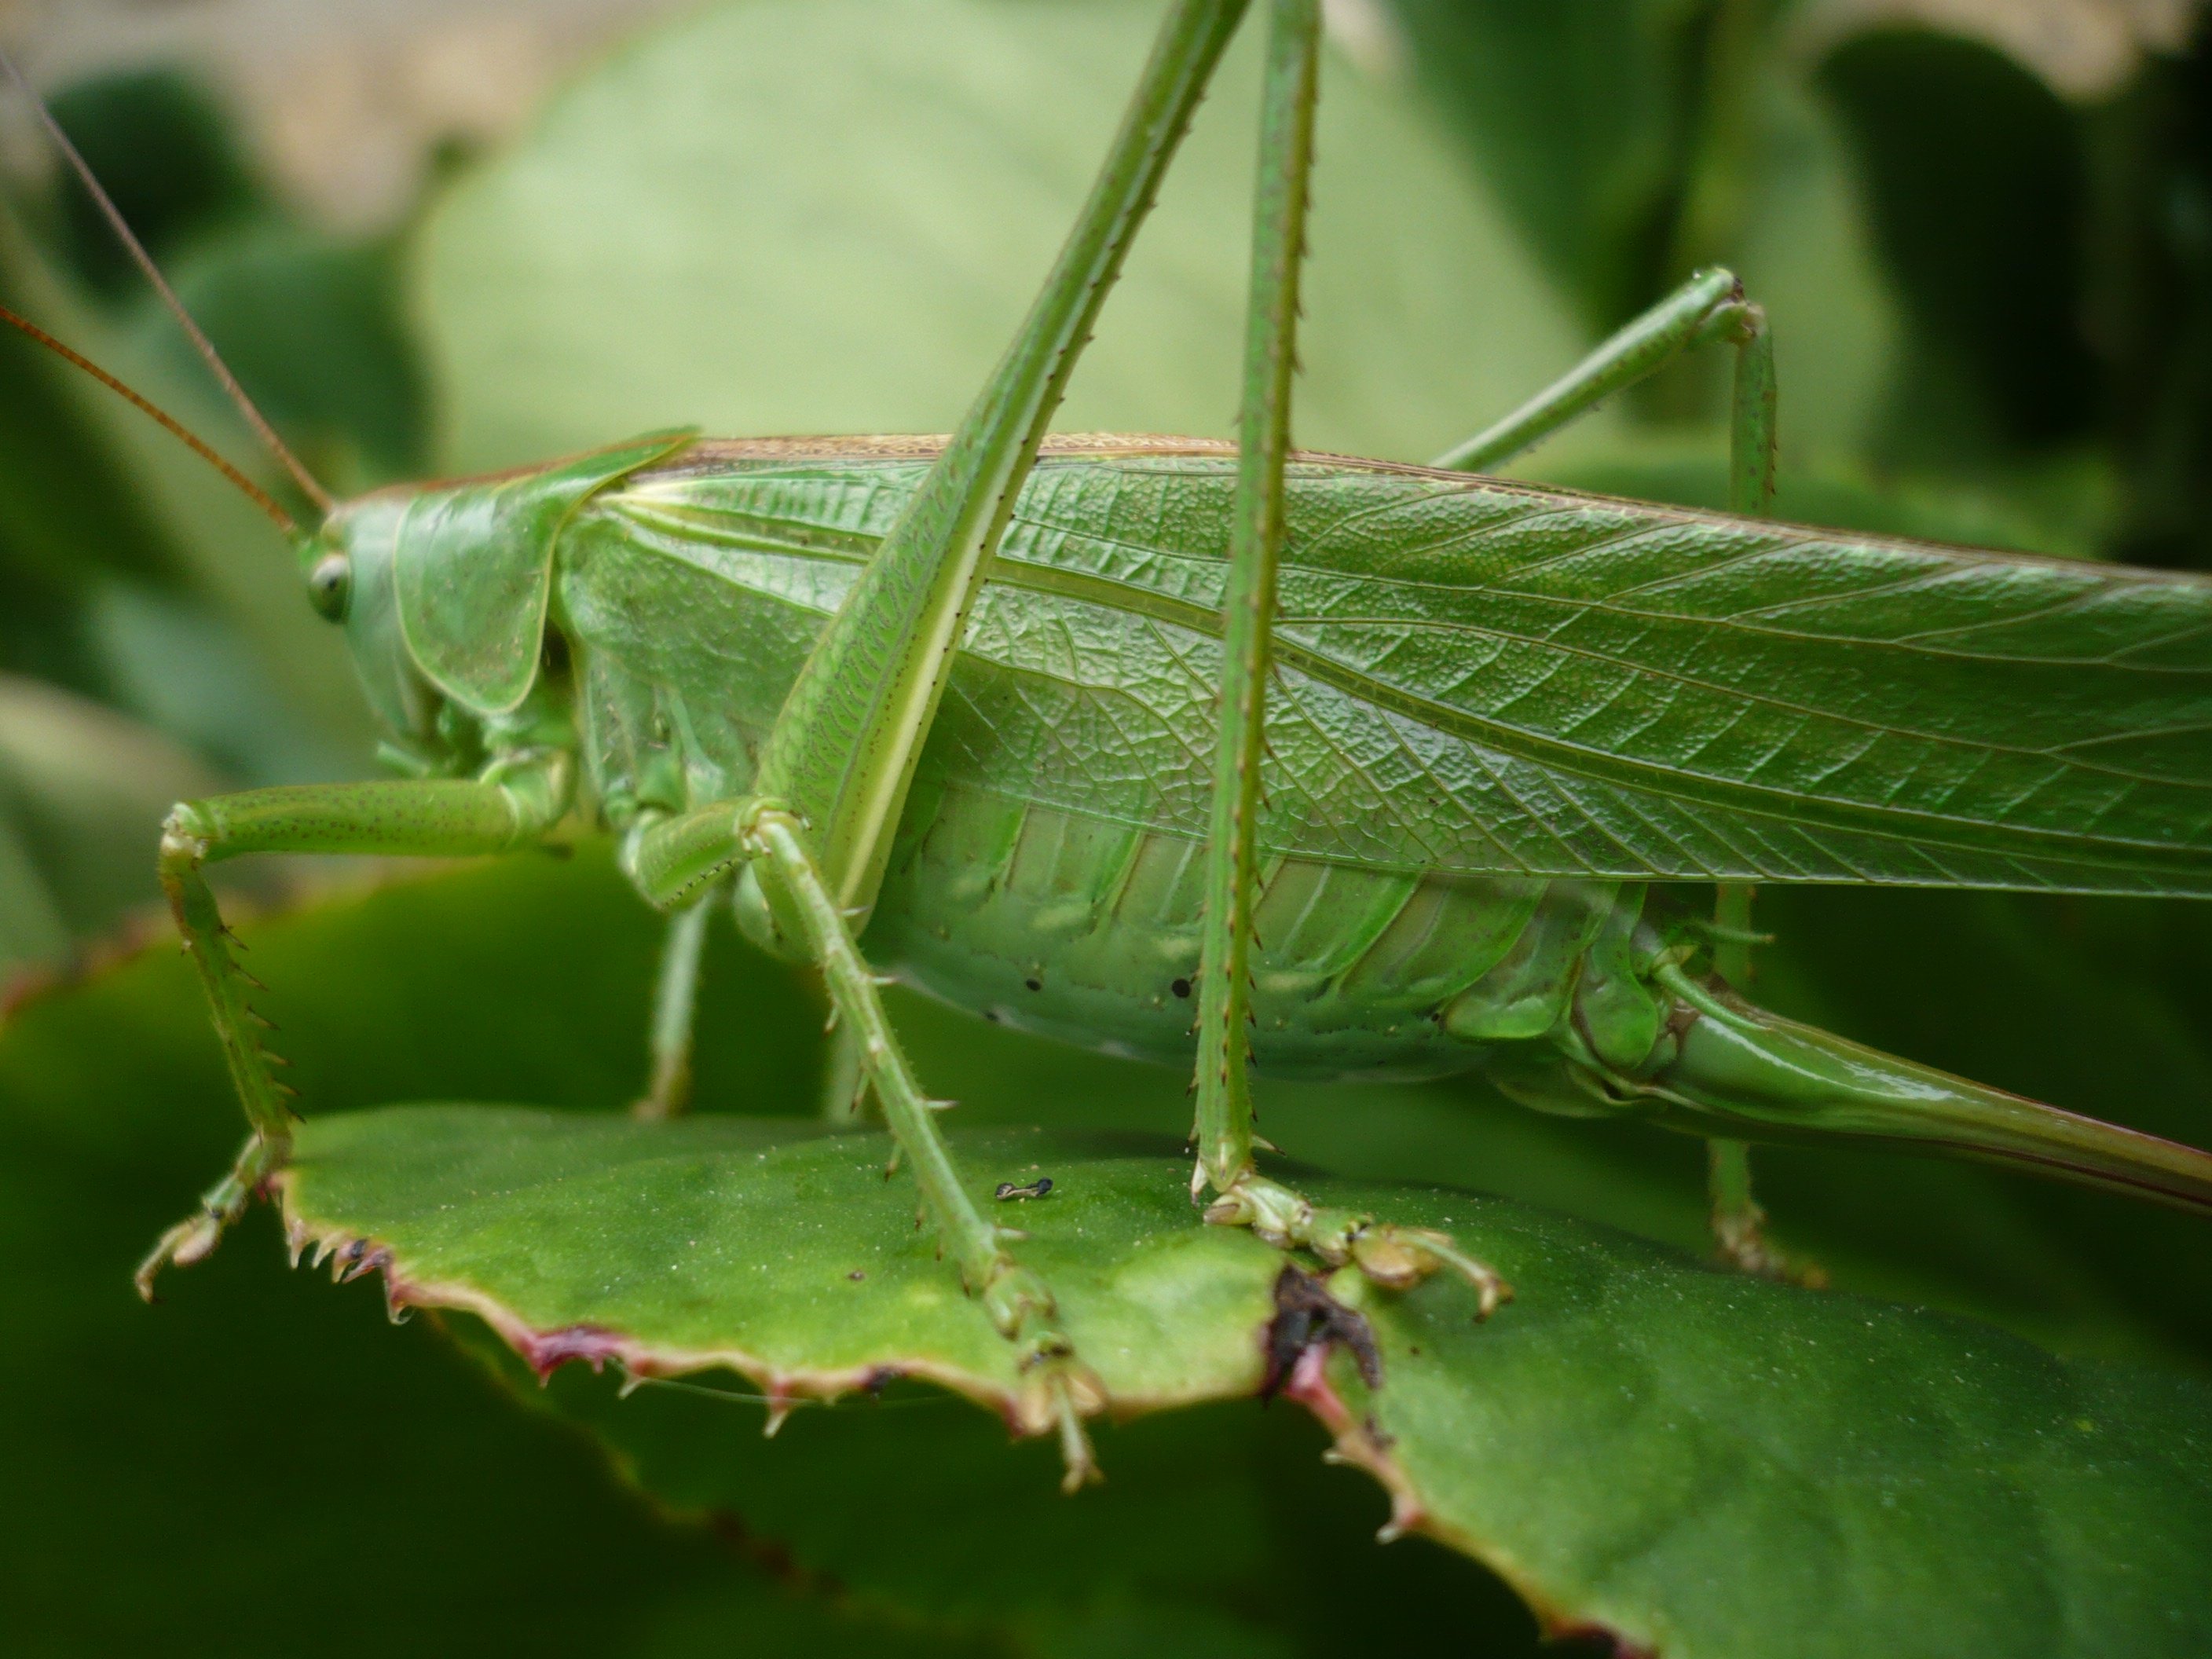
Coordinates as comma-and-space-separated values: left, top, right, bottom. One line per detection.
306, 552, 351, 621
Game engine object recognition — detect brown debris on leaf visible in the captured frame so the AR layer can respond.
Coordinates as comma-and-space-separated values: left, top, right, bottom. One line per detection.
1545, 1624, 1659, 1659
1259, 1262, 1381, 1401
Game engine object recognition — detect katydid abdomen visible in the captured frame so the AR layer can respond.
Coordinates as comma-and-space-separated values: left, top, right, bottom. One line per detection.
870, 791, 2212, 1214
533, 438, 2212, 1212
873, 782, 1613, 1082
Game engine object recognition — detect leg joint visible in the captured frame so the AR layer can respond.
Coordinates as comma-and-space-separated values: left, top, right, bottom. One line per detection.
625, 799, 763, 910
159, 801, 213, 870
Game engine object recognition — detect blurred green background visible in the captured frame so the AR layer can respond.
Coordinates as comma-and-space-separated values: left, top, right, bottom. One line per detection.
5, 0, 2212, 1653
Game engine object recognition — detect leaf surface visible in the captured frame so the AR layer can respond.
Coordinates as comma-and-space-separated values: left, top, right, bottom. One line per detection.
16, 849, 2212, 1655
0, 903, 972, 1658
279, 1104, 2212, 1659
0, 850, 1541, 1656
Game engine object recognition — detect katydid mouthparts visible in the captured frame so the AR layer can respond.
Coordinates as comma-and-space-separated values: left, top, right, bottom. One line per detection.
7, 0, 2210, 1485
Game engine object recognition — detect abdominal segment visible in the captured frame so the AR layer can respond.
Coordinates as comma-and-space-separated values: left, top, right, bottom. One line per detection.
863, 786, 1677, 1086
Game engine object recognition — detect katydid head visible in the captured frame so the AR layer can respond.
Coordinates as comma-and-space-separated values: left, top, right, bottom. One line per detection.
299, 431, 699, 764
304, 493, 442, 752
0, 269, 701, 762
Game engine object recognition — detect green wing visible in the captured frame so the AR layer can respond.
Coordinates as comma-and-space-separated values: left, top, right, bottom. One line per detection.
577, 442, 2212, 896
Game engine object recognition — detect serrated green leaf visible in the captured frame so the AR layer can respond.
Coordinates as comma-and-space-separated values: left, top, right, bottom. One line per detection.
14, 846, 2212, 1653
2, 891, 1544, 1650
275, 1106, 2212, 1659
0, 939, 989, 1658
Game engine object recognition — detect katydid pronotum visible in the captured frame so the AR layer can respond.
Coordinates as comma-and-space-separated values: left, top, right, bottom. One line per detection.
9, 0, 2212, 1487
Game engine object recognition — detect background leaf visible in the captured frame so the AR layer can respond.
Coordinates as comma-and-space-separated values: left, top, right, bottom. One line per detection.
1815, 29, 2097, 463
0, 673, 218, 975
416, 0, 1598, 473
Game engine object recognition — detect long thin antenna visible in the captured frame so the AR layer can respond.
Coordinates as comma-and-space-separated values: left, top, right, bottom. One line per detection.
0, 301, 297, 533
1, 48, 333, 515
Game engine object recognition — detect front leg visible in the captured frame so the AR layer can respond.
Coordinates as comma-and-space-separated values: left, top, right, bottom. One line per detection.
627, 802, 1103, 1486
141, 764, 570, 1297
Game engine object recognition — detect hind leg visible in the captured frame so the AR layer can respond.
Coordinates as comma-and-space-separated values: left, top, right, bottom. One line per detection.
626, 800, 1102, 1485
1185, 0, 1509, 1316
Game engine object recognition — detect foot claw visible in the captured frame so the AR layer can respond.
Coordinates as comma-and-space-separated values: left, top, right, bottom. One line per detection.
1050, 1371, 1102, 1493
980, 1259, 1104, 1490
1715, 1227, 1826, 1288
1358, 1227, 1512, 1318
1205, 1174, 1511, 1317
630, 1086, 688, 1121
134, 1133, 281, 1302
1712, 1200, 1825, 1287
134, 1211, 222, 1301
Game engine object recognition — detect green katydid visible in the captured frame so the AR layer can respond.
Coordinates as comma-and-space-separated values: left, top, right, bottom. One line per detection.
9, 0, 2212, 1488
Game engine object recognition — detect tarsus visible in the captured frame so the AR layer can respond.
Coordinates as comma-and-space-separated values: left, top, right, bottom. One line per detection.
1, 48, 331, 516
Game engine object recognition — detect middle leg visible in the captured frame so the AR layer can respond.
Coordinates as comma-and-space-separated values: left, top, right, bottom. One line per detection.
626, 801, 1101, 1484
